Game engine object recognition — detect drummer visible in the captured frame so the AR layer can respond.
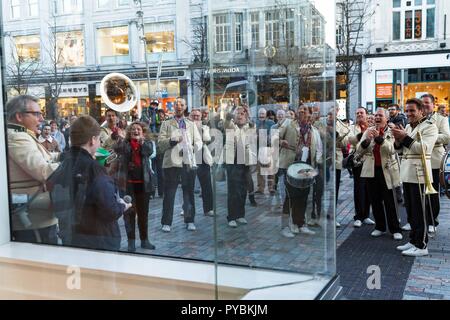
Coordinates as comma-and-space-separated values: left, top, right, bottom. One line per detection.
278, 105, 323, 238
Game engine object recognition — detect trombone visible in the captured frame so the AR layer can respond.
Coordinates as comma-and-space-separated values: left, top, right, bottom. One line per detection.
415, 131, 437, 239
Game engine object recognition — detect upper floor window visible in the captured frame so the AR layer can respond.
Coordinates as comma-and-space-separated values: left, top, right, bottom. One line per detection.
235, 13, 243, 52
53, 0, 83, 15
11, 0, 22, 19
144, 21, 175, 54
97, 0, 130, 9
312, 10, 323, 46
265, 10, 280, 47
27, 0, 38, 17
214, 14, 231, 53
285, 9, 295, 47
250, 12, 260, 49
392, 0, 435, 41
13, 34, 41, 62
56, 30, 85, 67
97, 26, 130, 64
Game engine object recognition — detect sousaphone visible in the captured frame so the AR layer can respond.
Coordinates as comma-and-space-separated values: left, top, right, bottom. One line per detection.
100, 73, 140, 113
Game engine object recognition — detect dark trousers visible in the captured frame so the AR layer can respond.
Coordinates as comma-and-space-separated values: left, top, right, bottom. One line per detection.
197, 163, 213, 214
283, 182, 310, 227
336, 169, 341, 206
13, 225, 58, 245
353, 166, 371, 221
404, 183, 428, 249
161, 166, 196, 226
155, 154, 164, 196
367, 167, 401, 234
426, 169, 441, 227
124, 183, 150, 241
311, 171, 324, 219
226, 165, 248, 222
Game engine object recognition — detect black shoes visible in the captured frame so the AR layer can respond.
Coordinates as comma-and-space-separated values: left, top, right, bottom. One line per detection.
128, 241, 136, 252
249, 194, 257, 207
141, 240, 156, 250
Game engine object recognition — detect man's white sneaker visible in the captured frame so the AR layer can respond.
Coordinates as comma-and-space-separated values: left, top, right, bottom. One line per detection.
300, 226, 316, 235
236, 218, 248, 224
161, 225, 171, 233
308, 219, 319, 226
180, 210, 184, 216
228, 220, 238, 228
371, 230, 386, 237
281, 227, 295, 238
401, 223, 411, 231
186, 223, 196, 231
393, 233, 403, 241
336, 221, 341, 228
397, 242, 415, 251
428, 226, 437, 233
289, 224, 300, 234
363, 218, 375, 225
402, 247, 429, 257
205, 210, 214, 217
353, 220, 362, 228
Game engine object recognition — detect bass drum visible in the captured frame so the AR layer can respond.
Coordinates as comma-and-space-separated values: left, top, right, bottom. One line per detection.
286, 162, 318, 189
440, 149, 450, 199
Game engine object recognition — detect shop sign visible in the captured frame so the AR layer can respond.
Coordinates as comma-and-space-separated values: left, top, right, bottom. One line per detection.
376, 84, 393, 99
56, 84, 89, 97
207, 66, 245, 74
376, 70, 393, 84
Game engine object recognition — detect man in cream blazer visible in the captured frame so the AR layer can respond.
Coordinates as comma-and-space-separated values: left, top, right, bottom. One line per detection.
421, 94, 450, 233
7, 95, 60, 244
356, 108, 402, 240
392, 98, 438, 257
158, 98, 202, 232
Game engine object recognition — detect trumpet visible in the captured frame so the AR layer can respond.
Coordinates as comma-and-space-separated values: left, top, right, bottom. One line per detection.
416, 131, 437, 195
336, 118, 351, 143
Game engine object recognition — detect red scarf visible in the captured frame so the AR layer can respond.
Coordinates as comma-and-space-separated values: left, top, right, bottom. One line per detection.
373, 127, 384, 167
130, 139, 142, 167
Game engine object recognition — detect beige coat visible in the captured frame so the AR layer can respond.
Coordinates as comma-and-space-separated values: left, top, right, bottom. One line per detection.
398, 119, 438, 184
158, 117, 202, 169
278, 121, 323, 169
8, 124, 60, 231
223, 119, 257, 166
335, 120, 350, 170
429, 112, 450, 169
348, 124, 365, 152
357, 127, 400, 190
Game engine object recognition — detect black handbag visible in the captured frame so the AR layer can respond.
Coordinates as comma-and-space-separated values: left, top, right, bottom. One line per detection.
342, 151, 355, 169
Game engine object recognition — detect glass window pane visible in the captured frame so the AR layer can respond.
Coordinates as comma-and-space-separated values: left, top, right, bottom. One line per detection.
414, 10, 422, 39
393, 12, 401, 40
427, 0, 435, 4
427, 8, 435, 38
393, 0, 401, 8
56, 31, 85, 67
405, 10, 413, 39
97, 26, 129, 64
14, 35, 41, 61
144, 22, 175, 53
415, 0, 422, 6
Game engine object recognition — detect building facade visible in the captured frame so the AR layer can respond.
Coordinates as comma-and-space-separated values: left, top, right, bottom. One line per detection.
338, 0, 450, 116
3, 0, 330, 119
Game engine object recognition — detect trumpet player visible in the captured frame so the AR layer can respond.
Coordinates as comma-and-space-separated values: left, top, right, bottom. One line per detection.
421, 94, 450, 233
356, 108, 402, 240
392, 98, 438, 257
158, 98, 202, 233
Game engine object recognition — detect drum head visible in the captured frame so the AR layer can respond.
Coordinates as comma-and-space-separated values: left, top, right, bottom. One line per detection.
286, 163, 318, 189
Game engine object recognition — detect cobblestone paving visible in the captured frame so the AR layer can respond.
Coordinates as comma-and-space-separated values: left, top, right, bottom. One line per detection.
118, 174, 335, 276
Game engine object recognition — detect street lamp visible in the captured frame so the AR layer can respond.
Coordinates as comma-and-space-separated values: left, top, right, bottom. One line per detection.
133, 0, 152, 102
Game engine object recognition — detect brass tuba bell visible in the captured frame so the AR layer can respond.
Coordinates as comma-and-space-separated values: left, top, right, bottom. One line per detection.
100, 73, 139, 113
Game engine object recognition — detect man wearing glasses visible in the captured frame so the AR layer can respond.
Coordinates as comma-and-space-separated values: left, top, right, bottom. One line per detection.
388, 104, 407, 128
6, 95, 60, 244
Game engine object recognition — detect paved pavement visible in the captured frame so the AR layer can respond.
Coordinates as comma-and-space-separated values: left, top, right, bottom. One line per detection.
117, 170, 450, 300
336, 172, 450, 300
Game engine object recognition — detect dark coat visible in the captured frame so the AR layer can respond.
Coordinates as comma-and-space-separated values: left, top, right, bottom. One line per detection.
113, 139, 156, 194
51, 147, 125, 251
